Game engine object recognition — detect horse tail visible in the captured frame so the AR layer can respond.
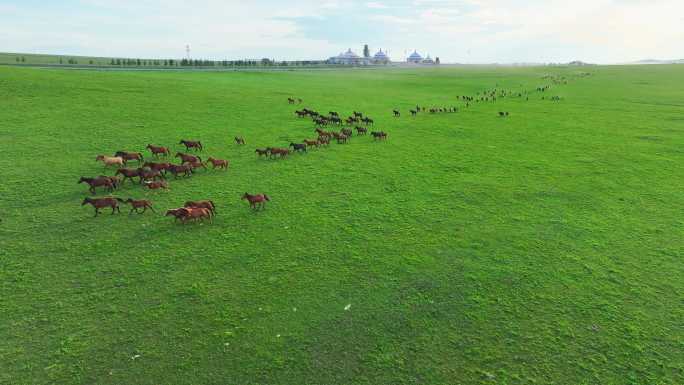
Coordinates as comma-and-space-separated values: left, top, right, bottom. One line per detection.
264, 194, 270, 201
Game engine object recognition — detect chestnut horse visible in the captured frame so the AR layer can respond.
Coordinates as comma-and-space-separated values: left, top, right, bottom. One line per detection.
303, 139, 320, 148
268, 148, 290, 159
82, 197, 123, 216
242, 193, 270, 210
124, 198, 156, 214
168, 164, 193, 178
146, 144, 170, 157
179, 139, 203, 151
145, 180, 168, 190
143, 162, 172, 175
207, 157, 229, 169
184, 200, 216, 216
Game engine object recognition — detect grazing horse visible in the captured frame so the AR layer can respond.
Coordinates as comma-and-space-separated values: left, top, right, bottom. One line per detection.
179, 139, 203, 151
242, 193, 270, 210
184, 200, 216, 216
393, 109, 400, 117
303, 139, 320, 148
144, 180, 168, 190
255, 148, 270, 157
124, 198, 156, 214
168, 164, 193, 178
362, 117, 374, 125
175, 152, 202, 164
114, 151, 144, 164
82, 197, 122, 217
355, 126, 367, 135
79, 176, 116, 195
115, 168, 142, 184
371, 131, 388, 140
96, 155, 124, 169
207, 157, 229, 169
146, 144, 170, 157
289, 142, 307, 153
235, 136, 246, 145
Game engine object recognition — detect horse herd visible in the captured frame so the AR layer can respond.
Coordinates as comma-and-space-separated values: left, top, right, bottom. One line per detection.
80, 139, 270, 222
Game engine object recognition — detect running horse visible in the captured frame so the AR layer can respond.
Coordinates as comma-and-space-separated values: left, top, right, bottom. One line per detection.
81, 197, 123, 217
241, 193, 270, 210
179, 139, 203, 151
146, 144, 171, 157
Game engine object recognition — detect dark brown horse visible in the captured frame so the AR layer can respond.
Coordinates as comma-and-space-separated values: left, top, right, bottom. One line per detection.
138, 168, 165, 183
371, 131, 388, 140
355, 126, 367, 135
179, 139, 203, 151
207, 157, 229, 169
268, 147, 290, 159
143, 162, 172, 175
175, 152, 202, 164
79, 176, 115, 195
165, 208, 187, 222
255, 148, 270, 157
124, 198, 156, 214
168, 164, 193, 178
242, 193, 270, 210
146, 144, 170, 157
114, 151, 144, 164
82, 197, 122, 216
115, 168, 142, 184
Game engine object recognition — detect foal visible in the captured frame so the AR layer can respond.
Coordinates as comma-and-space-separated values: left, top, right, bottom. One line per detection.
241, 193, 270, 210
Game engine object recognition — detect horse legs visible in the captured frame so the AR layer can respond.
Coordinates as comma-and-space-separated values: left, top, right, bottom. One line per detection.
129, 207, 136, 215
94, 207, 100, 217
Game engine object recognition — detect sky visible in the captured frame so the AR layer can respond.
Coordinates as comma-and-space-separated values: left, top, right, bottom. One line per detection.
0, 0, 682, 64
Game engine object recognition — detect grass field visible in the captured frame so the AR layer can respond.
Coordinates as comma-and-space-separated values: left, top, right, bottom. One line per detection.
1, 64, 683, 385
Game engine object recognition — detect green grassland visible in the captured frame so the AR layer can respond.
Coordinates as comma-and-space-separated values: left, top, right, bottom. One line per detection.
1, 64, 683, 384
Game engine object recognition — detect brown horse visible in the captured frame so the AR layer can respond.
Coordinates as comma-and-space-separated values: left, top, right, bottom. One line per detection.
184, 200, 216, 216
371, 131, 388, 140
207, 157, 229, 169
268, 148, 290, 159
124, 198, 156, 214
146, 144, 170, 157
165, 208, 187, 222
138, 168, 165, 183
79, 176, 115, 194
114, 151, 144, 164
242, 193, 270, 210
115, 168, 142, 184
255, 148, 270, 157
318, 136, 330, 146
175, 152, 202, 164
304, 139, 320, 148
235, 136, 246, 145
145, 180, 168, 190
355, 126, 367, 135
179, 139, 203, 151
82, 197, 122, 217
186, 160, 207, 172
143, 162, 172, 175
95, 155, 124, 169
168, 164, 193, 178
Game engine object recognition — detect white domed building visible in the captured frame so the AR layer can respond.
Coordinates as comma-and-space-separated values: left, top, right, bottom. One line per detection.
372, 49, 391, 64
328, 48, 369, 65
407, 51, 423, 64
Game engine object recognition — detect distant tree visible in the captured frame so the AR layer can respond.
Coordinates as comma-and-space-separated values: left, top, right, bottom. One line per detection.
89, 59, 94, 65
21, 56, 25, 62
136, 59, 141, 66
110, 59, 115, 65
59, 58, 63, 64
363, 44, 370, 58
115, 59, 121, 65
15, 57, 20, 62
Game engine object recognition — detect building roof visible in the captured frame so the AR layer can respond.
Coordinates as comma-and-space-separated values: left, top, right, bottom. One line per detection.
408, 51, 423, 60
338, 49, 361, 59
374, 49, 389, 59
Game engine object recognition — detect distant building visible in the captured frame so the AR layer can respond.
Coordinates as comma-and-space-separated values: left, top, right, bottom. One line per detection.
422, 54, 435, 64
372, 49, 390, 64
328, 48, 369, 65
407, 51, 423, 64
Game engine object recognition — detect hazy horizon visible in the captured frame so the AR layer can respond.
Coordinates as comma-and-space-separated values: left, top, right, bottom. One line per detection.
1, 0, 682, 64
